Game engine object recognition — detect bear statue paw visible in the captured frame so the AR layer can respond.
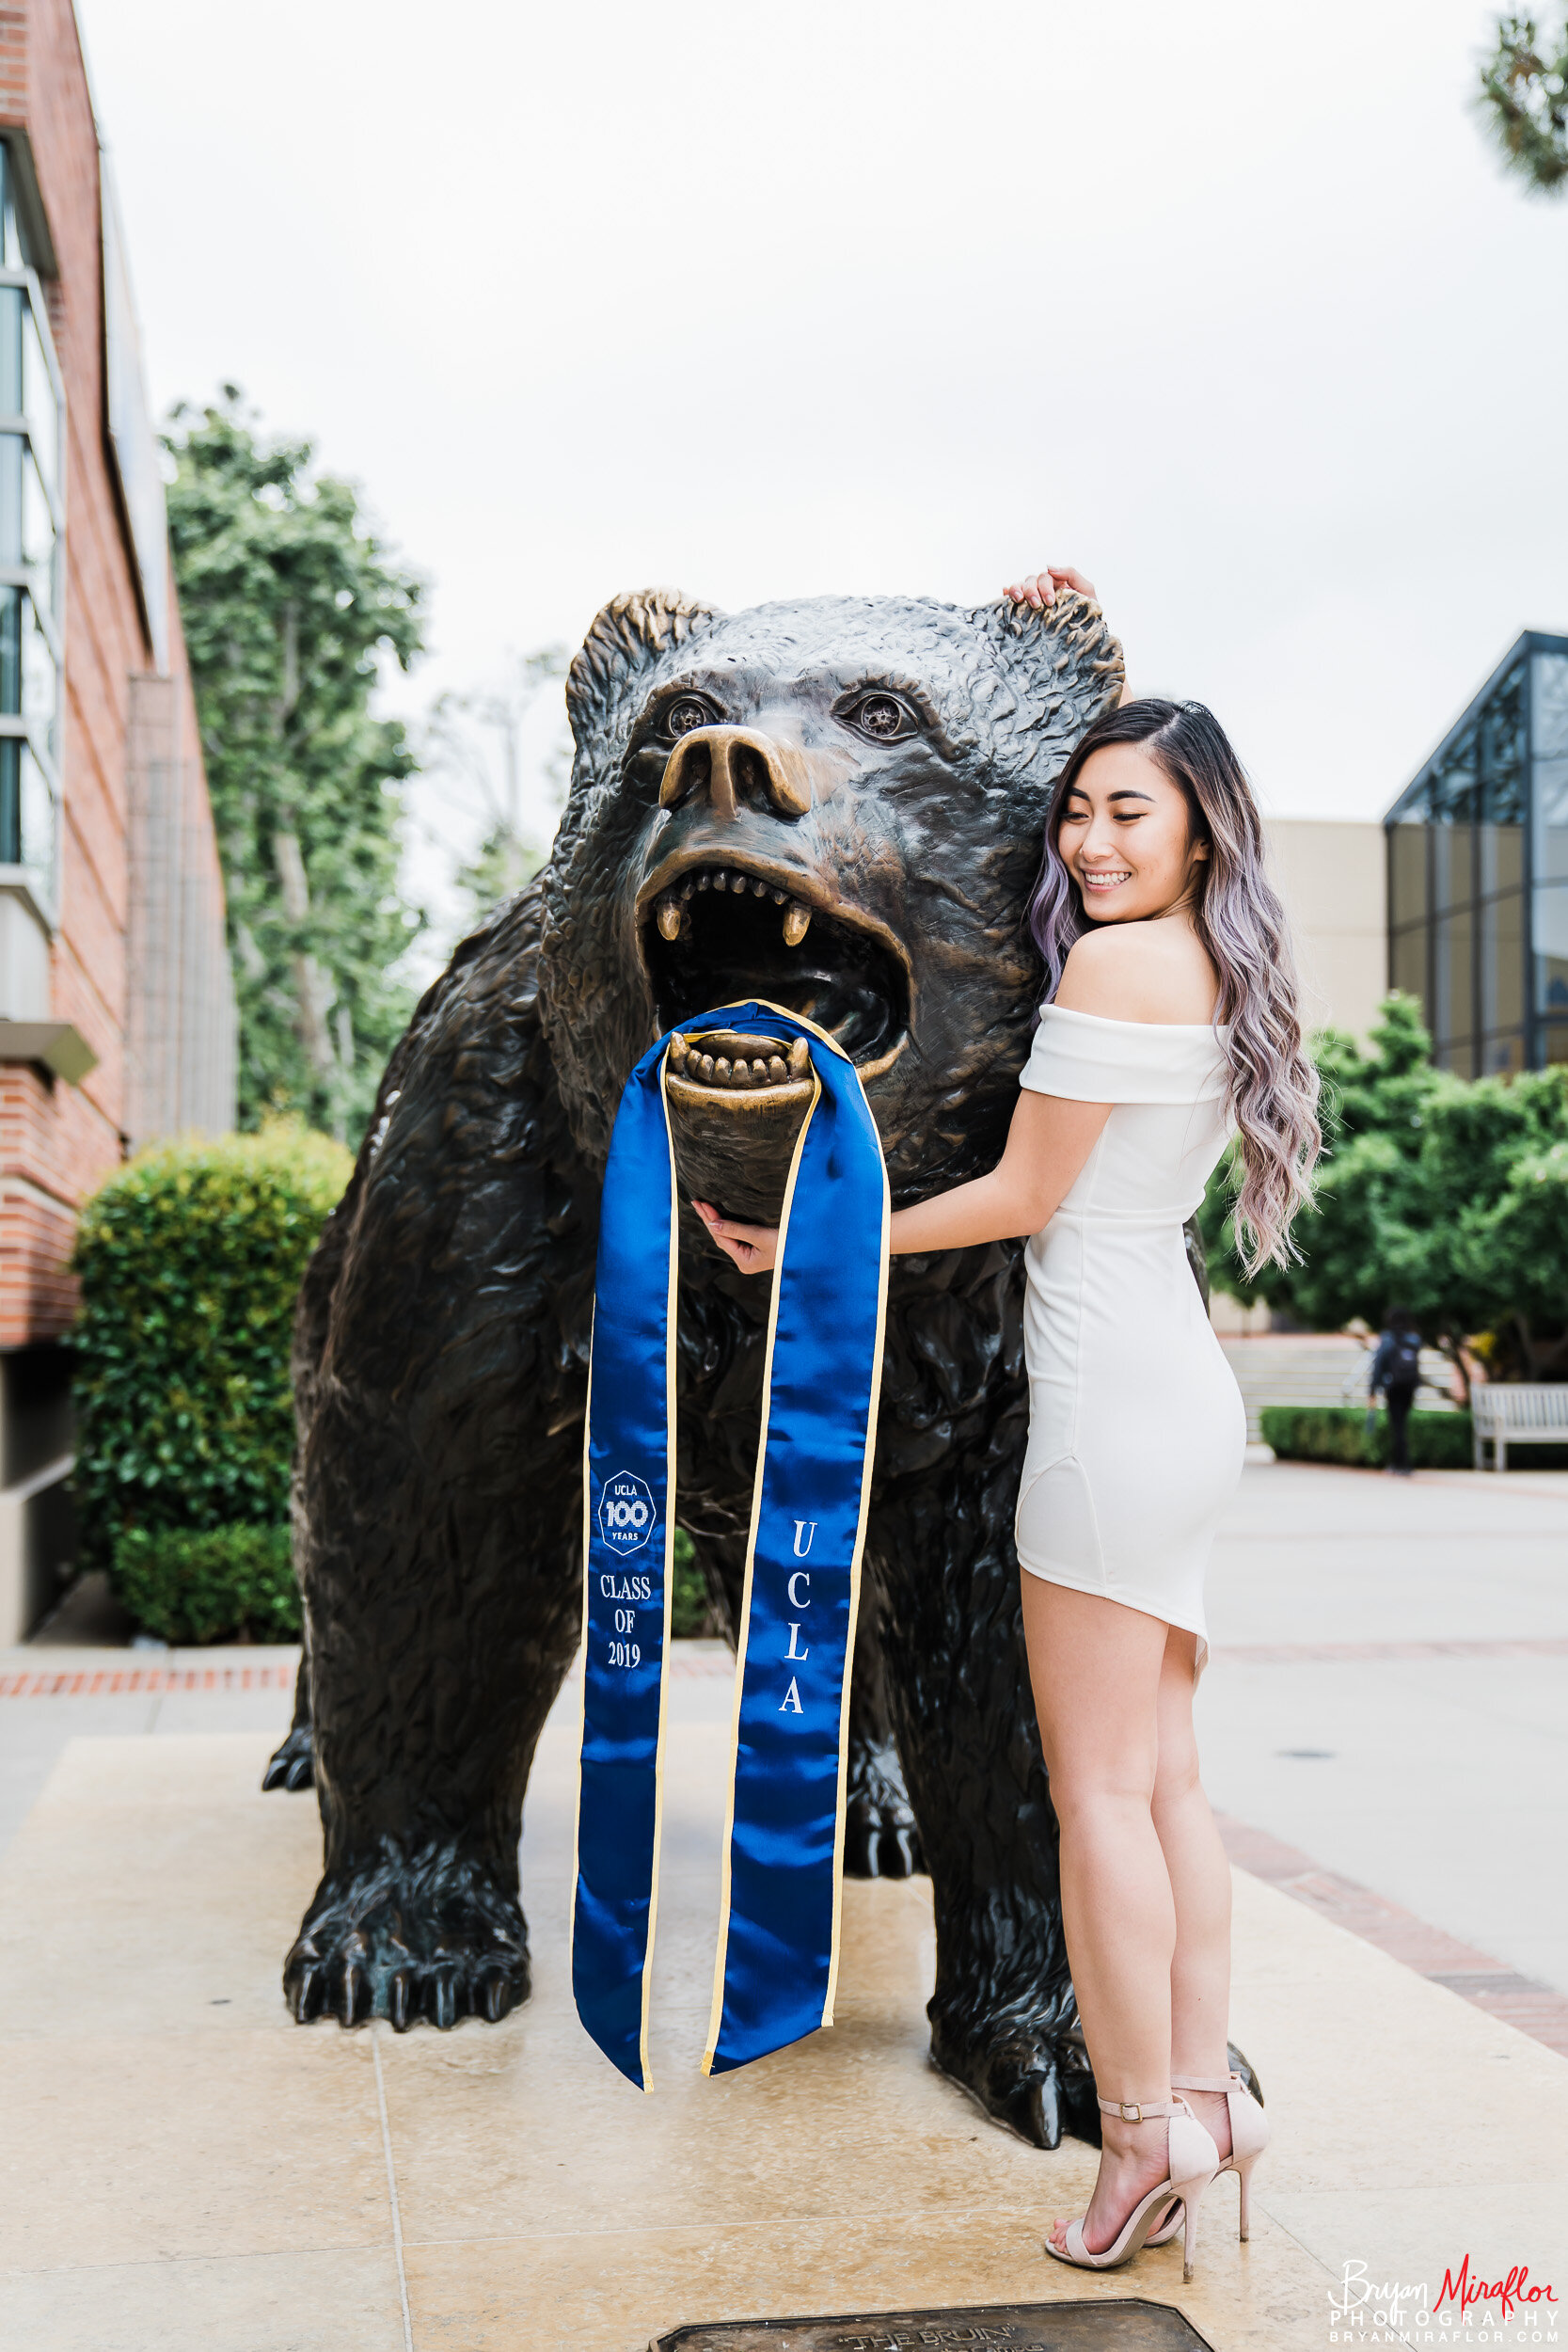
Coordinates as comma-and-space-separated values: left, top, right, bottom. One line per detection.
261, 1724, 315, 1791
284, 1854, 531, 2032
928, 2009, 1100, 2151
843, 1745, 925, 1879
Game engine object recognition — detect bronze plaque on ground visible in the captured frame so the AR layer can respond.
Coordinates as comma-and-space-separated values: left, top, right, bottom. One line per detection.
654, 2299, 1215, 2351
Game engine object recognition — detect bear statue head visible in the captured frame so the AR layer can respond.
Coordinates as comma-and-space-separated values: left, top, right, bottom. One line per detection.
537, 589, 1123, 1215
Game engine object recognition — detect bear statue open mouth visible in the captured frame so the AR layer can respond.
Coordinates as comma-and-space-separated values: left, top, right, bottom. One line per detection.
638, 855, 911, 1105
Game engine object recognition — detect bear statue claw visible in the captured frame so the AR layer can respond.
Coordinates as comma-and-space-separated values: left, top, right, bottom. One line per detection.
261, 1724, 315, 1792
843, 1740, 926, 1879
928, 2013, 1100, 2151
929, 2019, 1264, 2151
283, 1861, 530, 2031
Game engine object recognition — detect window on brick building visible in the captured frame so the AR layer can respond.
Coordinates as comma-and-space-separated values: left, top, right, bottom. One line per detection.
0, 140, 63, 913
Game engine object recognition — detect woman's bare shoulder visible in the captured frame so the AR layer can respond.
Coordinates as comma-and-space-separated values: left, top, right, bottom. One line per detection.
1055, 923, 1217, 1023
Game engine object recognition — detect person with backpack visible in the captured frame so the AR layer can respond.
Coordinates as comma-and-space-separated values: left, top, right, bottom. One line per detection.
1370, 1308, 1424, 1475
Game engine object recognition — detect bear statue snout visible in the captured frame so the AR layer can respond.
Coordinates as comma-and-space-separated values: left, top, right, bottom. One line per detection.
658, 724, 814, 822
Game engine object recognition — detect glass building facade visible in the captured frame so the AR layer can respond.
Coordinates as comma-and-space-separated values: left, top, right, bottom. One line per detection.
0, 139, 62, 914
1385, 631, 1568, 1075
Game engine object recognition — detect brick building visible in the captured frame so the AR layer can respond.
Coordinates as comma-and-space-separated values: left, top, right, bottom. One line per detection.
0, 0, 234, 1641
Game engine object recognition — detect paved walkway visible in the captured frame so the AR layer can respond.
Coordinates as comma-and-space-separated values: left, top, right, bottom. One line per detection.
2, 1460, 1565, 2350
5, 1460, 1564, 2000
2, 1725, 1561, 2349
1199, 1461, 1568, 1998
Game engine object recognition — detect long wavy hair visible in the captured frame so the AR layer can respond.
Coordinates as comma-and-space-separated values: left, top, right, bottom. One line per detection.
1028, 698, 1320, 1274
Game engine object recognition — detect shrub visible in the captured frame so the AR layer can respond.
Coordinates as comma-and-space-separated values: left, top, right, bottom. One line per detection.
70, 1124, 351, 1600
113, 1523, 300, 1645
1259, 1404, 1568, 1470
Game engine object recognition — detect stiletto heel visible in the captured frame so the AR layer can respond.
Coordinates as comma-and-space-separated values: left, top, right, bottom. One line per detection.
1147, 2070, 1270, 2249
1045, 2096, 1219, 2279
1181, 2193, 1201, 2285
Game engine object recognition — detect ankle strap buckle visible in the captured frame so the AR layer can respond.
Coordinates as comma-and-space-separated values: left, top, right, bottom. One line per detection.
1097, 2093, 1184, 2122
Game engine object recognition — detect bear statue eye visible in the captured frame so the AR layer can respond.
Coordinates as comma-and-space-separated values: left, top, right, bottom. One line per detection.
663, 696, 715, 740
847, 693, 914, 742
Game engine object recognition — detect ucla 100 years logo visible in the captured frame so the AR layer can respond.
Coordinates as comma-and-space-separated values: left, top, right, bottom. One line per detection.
597, 1469, 657, 1556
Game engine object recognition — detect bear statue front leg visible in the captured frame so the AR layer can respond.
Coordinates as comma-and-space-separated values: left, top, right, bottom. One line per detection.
288, 1839, 532, 2030
273, 885, 599, 2031
284, 1422, 584, 2031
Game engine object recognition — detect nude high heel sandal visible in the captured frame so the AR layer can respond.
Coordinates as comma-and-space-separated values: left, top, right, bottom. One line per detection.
1147, 2070, 1270, 2247
1045, 2096, 1220, 2284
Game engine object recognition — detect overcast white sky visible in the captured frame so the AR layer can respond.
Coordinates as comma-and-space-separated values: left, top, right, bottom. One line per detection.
74, 0, 1568, 898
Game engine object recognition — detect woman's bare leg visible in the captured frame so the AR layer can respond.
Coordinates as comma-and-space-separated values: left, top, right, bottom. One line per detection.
1153, 1627, 1234, 2161
1021, 1579, 1179, 2253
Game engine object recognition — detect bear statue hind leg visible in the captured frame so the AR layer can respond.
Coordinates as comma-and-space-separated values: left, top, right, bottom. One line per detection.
285, 1842, 530, 2031
927, 2014, 1259, 2150
844, 1733, 924, 1879
262, 1655, 314, 1790
844, 1584, 925, 1879
263, 1724, 315, 1792
868, 1485, 1098, 2151
928, 1994, 1101, 2151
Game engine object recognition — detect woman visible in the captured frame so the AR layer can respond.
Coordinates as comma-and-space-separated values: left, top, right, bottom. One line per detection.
695, 569, 1320, 2283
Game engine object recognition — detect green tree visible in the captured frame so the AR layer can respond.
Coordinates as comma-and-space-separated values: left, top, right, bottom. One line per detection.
1203, 995, 1568, 1383
165, 388, 426, 1138
1478, 13, 1568, 193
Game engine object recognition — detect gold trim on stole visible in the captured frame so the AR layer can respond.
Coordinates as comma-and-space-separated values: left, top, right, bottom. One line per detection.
567, 1314, 594, 2013
634, 1049, 682, 2091
822, 1139, 890, 2026
700, 999, 884, 2073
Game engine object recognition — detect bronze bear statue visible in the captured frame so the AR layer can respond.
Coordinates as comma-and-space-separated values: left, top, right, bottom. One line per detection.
266, 584, 1225, 2153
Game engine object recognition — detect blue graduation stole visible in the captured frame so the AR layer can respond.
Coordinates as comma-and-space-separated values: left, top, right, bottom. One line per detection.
572, 1000, 890, 2090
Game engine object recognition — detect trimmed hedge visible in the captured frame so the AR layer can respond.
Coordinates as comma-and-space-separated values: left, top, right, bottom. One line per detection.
70, 1124, 352, 1615
114, 1523, 300, 1646
1259, 1403, 1568, 1470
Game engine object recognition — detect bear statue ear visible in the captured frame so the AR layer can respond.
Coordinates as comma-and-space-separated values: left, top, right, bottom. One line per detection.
970, 589, 1127, 789
565, 588, 721, 757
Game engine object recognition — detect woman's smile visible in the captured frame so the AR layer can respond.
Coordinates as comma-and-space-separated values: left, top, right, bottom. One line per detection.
1056, 740, 1208, 924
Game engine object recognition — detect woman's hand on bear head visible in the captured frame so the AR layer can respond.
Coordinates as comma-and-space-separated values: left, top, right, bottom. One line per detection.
692, 1201, 779, 1275
1003, 565, 1098, 610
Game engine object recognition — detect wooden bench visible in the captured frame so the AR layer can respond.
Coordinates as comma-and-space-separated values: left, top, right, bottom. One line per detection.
1471, 1383, 1568, 1470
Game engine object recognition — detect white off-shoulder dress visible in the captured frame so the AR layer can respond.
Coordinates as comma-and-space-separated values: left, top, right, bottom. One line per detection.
1014, 1005, 1247, 1677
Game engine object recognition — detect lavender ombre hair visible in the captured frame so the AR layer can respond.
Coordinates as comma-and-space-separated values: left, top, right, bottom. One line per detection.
1028, 698, 1320, 1274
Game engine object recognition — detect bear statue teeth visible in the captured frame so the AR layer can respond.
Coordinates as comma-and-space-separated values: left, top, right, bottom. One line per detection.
669, 1028, 814, 1090
653, 873, 809, 947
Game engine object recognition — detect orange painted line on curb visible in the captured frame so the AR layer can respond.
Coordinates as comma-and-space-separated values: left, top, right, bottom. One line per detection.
0, 1663, 298, 1698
